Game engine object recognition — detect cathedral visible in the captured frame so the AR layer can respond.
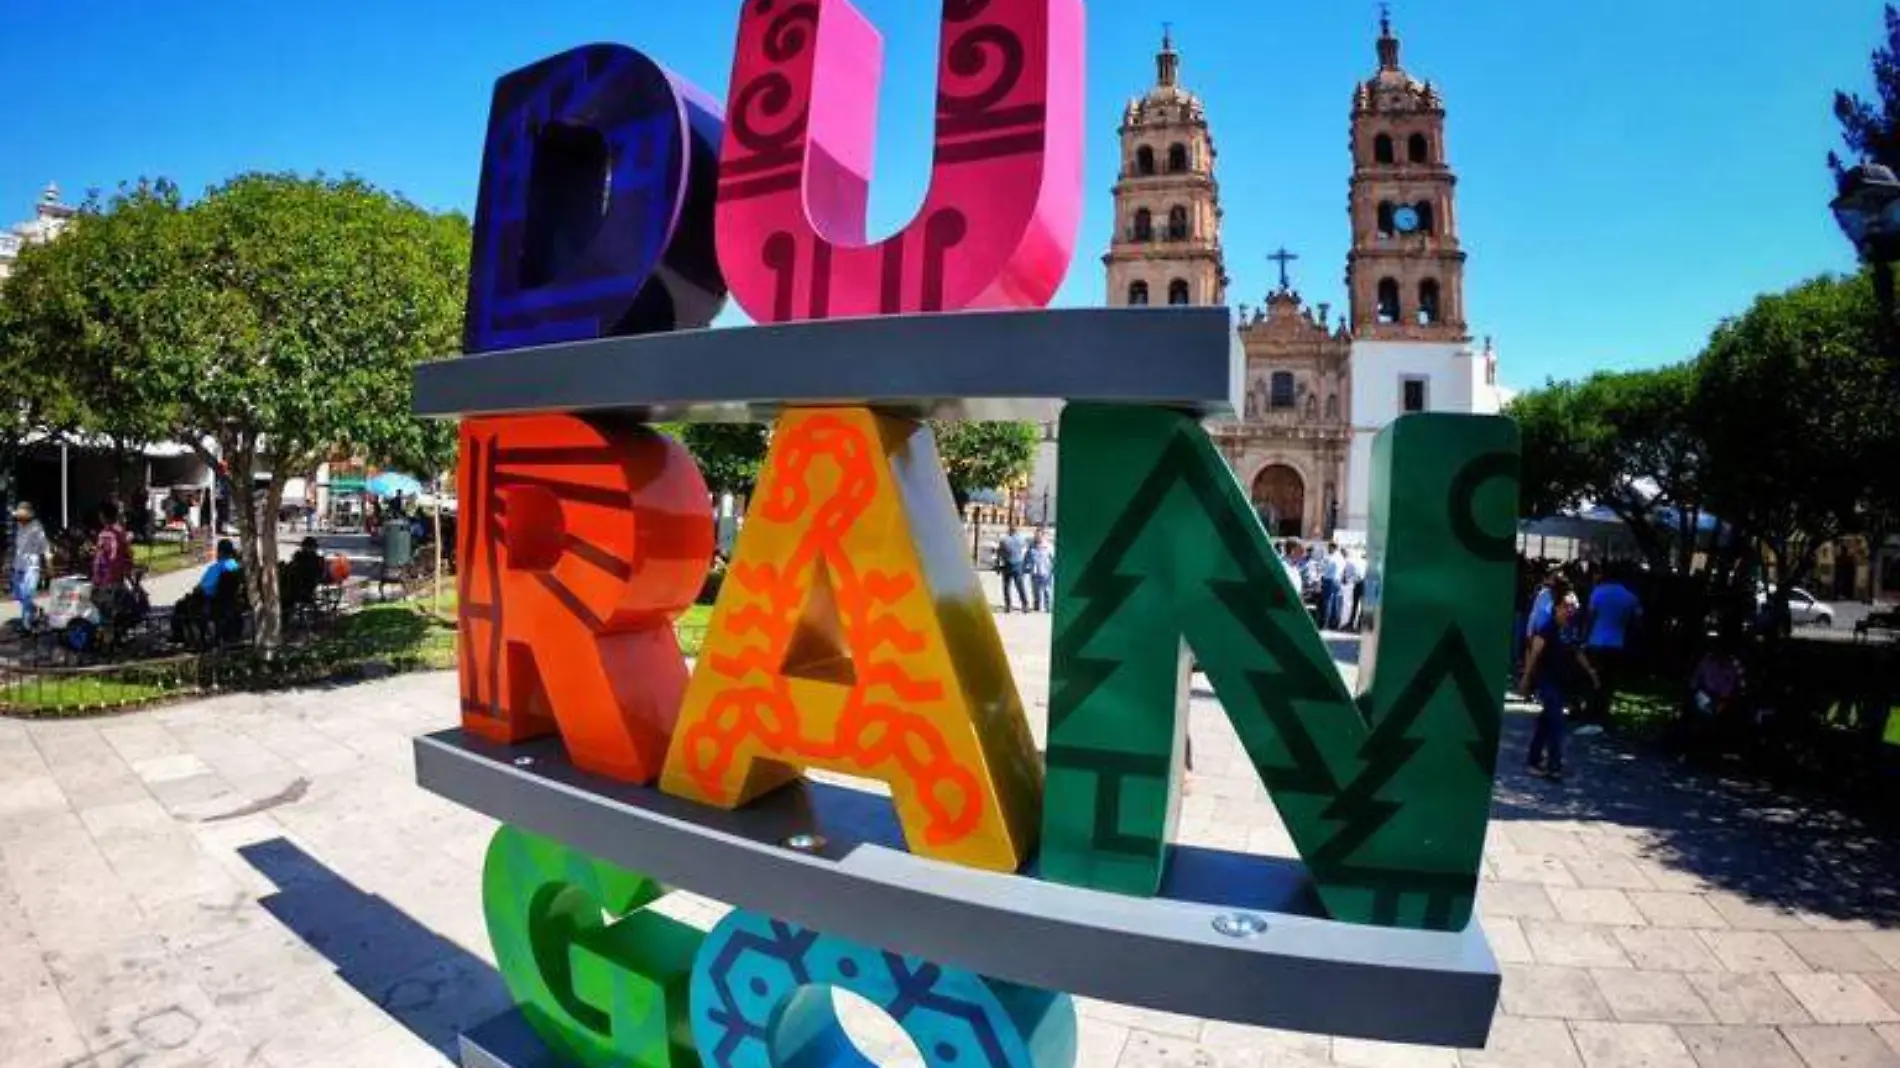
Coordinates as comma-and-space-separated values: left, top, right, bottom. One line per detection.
1103, 17, 1502, 539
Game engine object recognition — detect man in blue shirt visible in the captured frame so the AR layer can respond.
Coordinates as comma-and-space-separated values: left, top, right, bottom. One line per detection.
172, 540, 241, 645
198, 539, 240, 595
1578, 566, 1642, 736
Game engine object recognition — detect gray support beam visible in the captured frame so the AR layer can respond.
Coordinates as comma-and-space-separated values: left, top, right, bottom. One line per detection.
413, 307, 1242, 422
416, 729, 1498, 1048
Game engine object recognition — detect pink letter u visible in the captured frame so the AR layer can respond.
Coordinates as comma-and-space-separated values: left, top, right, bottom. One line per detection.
715, 0, 1085, 323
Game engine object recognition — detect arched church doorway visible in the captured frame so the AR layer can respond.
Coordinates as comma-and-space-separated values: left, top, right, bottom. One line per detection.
1252, 465, 1306, 538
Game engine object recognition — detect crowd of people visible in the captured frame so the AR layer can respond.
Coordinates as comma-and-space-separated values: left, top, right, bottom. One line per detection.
1514, 560, 1659, 781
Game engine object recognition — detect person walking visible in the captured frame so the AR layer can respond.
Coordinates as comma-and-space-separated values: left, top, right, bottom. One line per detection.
1578, 565, 1642, 737
994, 525, 1029, 613
10, 503, 47, 629
1319, 542, 1345, 631
1519, 580, 1598, 781
1025, 528, 1055, 612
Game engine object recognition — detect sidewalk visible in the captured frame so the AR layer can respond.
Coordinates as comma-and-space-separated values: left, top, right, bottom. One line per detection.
3, 597, 1900, 1065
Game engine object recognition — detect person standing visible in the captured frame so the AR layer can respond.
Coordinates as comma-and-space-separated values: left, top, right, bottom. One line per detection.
10, 503, 47, 628
1578, 566, 1642, 737
1319, 542, 1345, 631
1519, 581, 1598, 781
1343, 548, 1366, 631
1277, 540, 1302, 596
1025, 528, 1055, 612
994, 525, 1029, 613
90, 502, 133, 615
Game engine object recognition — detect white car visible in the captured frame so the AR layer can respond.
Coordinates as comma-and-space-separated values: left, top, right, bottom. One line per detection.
1757, 586, 1835, 628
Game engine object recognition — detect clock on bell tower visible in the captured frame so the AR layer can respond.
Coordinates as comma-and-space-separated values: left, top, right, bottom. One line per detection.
1345, 11, 1466, 342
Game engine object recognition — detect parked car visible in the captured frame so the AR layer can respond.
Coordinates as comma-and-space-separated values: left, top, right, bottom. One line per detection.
1757, 586, 1835, 628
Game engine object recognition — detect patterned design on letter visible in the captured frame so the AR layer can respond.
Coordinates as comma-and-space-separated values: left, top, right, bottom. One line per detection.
1043, 406, 1518, 931
483, 826, 702, 1068
458, 416, 713, 784
689, 908, 1077, 1068
466, 45, 727, 353
661, 408, 1042, 872
715, 0, 1086, 321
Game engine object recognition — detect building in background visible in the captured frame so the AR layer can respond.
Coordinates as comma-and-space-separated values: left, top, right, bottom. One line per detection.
1341, 14, 1501, 533
0, 182, 76, 285
1220, 267, 1354, 539
1091, 19, 1503, 541
1103, 27, 1228, 310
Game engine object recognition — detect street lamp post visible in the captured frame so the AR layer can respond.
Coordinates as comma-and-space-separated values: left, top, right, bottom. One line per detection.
1831, 161, 1900, 323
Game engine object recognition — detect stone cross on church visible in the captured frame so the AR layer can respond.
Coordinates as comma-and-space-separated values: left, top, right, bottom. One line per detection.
1268, 247, 1299, 293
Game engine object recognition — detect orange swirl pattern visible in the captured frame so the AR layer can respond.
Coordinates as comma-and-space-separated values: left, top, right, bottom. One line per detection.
662, 407, 1043, 872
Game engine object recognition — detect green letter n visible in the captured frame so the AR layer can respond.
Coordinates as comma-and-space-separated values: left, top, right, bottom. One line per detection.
1042, 405, 1519, 931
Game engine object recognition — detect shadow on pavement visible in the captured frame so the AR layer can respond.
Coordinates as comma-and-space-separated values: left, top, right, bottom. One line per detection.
1490, 711, 1900, 927
239, 837, 511, 1054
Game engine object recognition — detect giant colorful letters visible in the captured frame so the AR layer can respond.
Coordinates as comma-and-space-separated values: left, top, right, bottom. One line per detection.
420, 3, 1514, 1065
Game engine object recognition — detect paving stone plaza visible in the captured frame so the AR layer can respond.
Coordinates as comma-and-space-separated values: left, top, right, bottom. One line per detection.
3, 604, 1900, 1067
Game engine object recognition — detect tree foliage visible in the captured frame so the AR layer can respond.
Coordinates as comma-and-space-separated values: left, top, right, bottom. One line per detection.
660, 423, 769, 499
1509, 272, 1894, 635
1694, 274, 1889, 595
1506, 365, 1704, 570
932, 421, 1039, 510
1834, 3, 1900, 174
0, 173, 469, 646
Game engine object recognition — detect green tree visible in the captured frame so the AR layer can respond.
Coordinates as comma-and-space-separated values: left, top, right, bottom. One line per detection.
1694, 274, 1887, 625
660, 423, 769, 499
1833, 4, 1900, 174
4, 174, 469, 646
932, 421, 1039, 512
1507, 365, 1707, 572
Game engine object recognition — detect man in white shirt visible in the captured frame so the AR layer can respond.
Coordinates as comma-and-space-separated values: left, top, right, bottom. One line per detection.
1320, 543, 1345, 631
1342, 549, 1365, 631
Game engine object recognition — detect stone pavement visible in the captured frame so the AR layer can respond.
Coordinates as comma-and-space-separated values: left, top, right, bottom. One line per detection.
4, 607, 1900, 1066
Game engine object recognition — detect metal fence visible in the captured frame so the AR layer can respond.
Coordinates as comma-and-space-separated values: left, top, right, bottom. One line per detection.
0, 622, 458, 717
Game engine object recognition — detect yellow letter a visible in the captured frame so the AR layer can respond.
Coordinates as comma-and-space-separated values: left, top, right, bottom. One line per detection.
661, 408, 1042, 873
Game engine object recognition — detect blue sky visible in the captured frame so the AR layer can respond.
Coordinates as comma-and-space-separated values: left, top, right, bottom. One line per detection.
0, 1, 1882, 387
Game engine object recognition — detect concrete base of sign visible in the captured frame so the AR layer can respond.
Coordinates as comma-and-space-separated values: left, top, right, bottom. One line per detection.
416, 729, 1500, 1048
459, 1008, 560, 1068
414, 306, 1243, 422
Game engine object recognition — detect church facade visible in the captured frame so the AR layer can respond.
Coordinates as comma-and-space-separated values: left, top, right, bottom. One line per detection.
1103, 18, 1501, 540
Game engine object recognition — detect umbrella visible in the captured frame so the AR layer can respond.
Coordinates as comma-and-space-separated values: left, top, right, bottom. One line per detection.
366, 472, 424, 499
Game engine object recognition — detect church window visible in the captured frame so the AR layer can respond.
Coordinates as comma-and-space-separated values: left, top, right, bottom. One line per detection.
1326, 394, 1339, 419
1133, 208, 1153, 241
1408, 133, 1430, 164
1374, 133, 1395, 164
1418, 279, 1442, 325
1168, 142, 1189, 172
1377, 277, 1401, 323
1402, 376, 1429, 413
1167, 205, 1189, 240
1128, 281, 1150, 306
1270, 371, 1296, 409
1168, 279, 1191, 305
1415, 200, 1435, 234
1135, 145, 1156, 176
1377, 201, 1396, 238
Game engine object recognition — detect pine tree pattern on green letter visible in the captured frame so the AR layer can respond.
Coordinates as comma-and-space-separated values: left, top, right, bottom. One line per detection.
1042, 406, 1519, 931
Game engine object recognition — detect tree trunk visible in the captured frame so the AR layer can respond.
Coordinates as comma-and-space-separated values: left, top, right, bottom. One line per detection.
255, 470, 289, 650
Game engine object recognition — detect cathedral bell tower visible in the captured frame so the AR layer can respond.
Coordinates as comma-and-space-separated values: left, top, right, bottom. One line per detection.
1105, 28, 1228, 308
1344, 13, 1466, 341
